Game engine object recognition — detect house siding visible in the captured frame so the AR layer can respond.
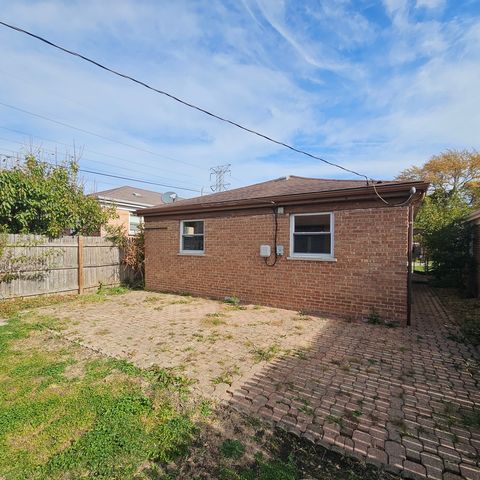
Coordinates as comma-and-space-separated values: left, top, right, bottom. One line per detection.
144, 202, 410, 324
100, 208, 131, 236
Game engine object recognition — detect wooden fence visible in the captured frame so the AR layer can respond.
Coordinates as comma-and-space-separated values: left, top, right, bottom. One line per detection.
0, 235, 131, 299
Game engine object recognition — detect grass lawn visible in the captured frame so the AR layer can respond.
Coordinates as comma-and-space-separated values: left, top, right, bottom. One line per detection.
0, 297, 199, 479
0, 291, 398, 480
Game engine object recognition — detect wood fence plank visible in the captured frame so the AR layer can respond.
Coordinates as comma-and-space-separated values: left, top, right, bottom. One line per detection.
0, 234, 133, 299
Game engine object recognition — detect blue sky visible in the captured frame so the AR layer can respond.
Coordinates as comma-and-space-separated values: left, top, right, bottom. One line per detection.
0, 0, 479, 197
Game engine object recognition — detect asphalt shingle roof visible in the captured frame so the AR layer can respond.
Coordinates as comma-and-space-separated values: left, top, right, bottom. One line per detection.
147, 175, 403, 209
91, 186, 165, 206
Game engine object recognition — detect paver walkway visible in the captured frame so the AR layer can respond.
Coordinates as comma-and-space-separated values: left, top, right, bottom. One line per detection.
228, 284, 480, 480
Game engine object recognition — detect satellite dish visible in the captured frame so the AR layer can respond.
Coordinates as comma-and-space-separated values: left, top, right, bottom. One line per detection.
161, 191, 178, 204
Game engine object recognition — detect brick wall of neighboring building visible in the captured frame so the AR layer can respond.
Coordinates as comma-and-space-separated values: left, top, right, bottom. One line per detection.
144, 202, 410, 324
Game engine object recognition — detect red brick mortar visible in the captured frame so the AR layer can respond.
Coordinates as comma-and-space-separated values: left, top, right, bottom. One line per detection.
144, 203, 410, 325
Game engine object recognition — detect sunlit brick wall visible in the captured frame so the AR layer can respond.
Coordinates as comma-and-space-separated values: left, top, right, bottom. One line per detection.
144, 202, 410, 324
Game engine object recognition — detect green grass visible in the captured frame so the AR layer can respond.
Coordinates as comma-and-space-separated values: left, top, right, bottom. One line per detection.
96, 285, 129, 296
220, 439, 245, 459
0, 294, 77, 319
0, 310, 198, 479
0, 286, 130, 319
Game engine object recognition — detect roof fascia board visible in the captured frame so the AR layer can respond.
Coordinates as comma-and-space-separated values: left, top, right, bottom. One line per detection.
139, 181, 429, 217
97, 196, 156, 209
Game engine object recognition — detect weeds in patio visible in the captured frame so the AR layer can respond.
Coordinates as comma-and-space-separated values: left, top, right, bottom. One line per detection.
203, 312, 227, 326
212, 366, 240, 386
251, 344, 280, 363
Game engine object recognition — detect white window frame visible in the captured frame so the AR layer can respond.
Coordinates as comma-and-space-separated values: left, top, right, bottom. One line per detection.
289, 212, 335, 260
179, 219, 205, 255
129, 213, 142, 235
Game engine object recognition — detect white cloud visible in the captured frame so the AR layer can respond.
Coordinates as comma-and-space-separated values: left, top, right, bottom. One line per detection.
0, 0, 478, 194
416, 0, 446, 10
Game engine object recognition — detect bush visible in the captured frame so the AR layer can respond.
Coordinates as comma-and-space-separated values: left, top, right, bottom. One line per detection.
426, 220, 473, 288
106, 224, 145, 287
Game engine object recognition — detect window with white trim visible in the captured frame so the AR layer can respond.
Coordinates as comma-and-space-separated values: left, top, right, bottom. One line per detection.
129, 213, 142, 235
180, 220, 204, 253
290, 213, 333, 258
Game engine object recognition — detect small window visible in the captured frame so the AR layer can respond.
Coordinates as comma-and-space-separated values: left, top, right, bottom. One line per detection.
290, 213, 333, 258
180, 220, 204, 254
129, 213, 142, 235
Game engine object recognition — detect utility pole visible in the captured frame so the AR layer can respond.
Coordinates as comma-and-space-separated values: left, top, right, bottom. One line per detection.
209, 164, 231, 192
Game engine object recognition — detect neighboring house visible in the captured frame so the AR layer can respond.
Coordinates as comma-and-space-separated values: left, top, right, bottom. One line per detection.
91, 186, 166, 235
138, 176, 428, 325
467, 209, 480, 297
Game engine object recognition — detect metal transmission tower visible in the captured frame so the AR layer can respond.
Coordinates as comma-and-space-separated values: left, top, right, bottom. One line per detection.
210, 164, 231, 192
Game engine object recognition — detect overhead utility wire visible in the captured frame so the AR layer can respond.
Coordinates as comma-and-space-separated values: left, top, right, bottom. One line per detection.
77, 168, 200, 192
0, 147, 201, 192
0, 20, 369, 183
0, 129, 203, 187
0, 101, 204, 171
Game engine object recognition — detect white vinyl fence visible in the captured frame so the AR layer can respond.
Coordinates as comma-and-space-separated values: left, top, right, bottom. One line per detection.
0, 234, 131, 299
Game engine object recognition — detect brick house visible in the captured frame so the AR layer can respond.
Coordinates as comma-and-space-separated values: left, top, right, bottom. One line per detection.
91, 186, 167, 235
138, 176, 428, 325
467, 209, 480, 297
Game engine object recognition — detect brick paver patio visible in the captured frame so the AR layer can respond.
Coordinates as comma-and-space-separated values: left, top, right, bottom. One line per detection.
228, 284, 480, 480
40, 290, 330, 398
41, 284, 479, 479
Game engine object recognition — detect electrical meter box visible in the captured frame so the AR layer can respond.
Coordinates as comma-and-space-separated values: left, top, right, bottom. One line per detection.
260, 245, 271, 257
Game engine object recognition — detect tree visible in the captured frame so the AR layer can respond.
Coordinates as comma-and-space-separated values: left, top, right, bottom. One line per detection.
415, 191, 472, 287
397, 149, 478, 288
397, 148, 480, 205
0, 155, 113, 237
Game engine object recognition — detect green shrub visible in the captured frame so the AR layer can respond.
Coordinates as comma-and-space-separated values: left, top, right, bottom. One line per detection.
224, 296, 240, 306
366, 308, 381, 325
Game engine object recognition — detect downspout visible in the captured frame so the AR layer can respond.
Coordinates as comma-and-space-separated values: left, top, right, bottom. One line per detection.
407, 203, 414, 326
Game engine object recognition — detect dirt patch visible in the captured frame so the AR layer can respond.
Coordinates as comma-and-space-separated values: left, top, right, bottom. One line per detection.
164, 405, 399, 480
63, 361, 86, 380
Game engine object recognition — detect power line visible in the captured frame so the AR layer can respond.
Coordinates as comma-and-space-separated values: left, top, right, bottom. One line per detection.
0, 125, 204, 182
0, 147, 201, 193
77, 168, 200, 192
0, 20, 370, 183
0, 128, 204, 187
0, 101, 204, 171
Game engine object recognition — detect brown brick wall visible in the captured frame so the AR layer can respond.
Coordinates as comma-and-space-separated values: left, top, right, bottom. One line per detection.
144, 202, 410, 324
